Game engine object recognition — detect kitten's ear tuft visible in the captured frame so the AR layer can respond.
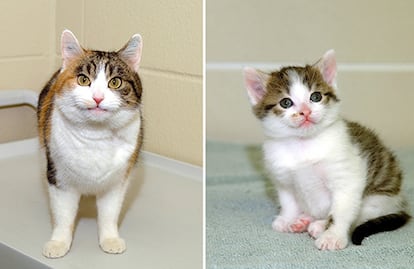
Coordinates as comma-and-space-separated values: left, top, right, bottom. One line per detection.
118, 34, 143, 72
317, 49, 337, 87
61, 30, 84, 69
243, 67, 269, 106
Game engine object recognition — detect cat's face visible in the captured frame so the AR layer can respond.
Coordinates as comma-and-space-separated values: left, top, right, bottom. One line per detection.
54, 30, 143, 127
244, 50, 340, 138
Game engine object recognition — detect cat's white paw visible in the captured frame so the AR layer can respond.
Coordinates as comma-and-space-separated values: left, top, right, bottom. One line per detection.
100, 237, 126, 254
272, 216, 290, 232
43, 240, 70, 258
308, 220, 327, 239
315, 230, 348, 250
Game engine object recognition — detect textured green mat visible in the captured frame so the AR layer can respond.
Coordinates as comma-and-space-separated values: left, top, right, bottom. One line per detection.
206, 141, 414, 269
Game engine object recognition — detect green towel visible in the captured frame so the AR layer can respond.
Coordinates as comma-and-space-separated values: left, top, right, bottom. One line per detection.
206, 141, 414, 269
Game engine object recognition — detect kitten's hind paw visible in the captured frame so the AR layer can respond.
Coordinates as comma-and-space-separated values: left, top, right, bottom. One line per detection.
308, 219, 327, 239
315, 230, 348, 250
43, 240, 70, 258
100, 237, 126, 254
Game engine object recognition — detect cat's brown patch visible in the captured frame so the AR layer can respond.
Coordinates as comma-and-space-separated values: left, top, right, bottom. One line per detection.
346, 121, 402, 196
253, 65, 339, 120
326, 215, 334, 230
126, 124, 144, 177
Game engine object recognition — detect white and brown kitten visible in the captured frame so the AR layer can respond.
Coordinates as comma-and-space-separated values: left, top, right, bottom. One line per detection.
37, 30, 143, 258
243, 50, 410, 250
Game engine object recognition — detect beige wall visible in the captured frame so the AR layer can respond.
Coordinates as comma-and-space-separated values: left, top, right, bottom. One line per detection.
207, 0, 414, 149
0, 0, 55, 143
0, 0, 202, 166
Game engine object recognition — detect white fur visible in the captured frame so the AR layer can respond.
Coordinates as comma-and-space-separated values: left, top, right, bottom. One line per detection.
260, 76, 403, 250
261, 70, 368, 250
51, 68, 141, 192
266, 119, 367, 250
43, 66, 141, 258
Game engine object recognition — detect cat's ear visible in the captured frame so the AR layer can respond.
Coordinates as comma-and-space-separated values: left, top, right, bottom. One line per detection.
61, 30, 84, 69
317, 49, 337, 87
118, 34, 143, 72
243, 67, 269, 106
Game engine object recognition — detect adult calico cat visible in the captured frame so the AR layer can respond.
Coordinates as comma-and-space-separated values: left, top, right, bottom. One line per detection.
38, 30, 143, 258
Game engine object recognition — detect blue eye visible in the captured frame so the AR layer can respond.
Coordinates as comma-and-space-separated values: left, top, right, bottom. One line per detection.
279, 98, 293, 109
310, 92, 322, 102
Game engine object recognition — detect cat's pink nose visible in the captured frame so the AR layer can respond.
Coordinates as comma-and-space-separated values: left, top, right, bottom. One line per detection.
300, 106, 312, 117
93, 96, 104, 105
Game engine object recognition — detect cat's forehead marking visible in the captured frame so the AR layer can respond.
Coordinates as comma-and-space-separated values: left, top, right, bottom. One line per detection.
91, 66, 108, 90
290, 78, 309, 104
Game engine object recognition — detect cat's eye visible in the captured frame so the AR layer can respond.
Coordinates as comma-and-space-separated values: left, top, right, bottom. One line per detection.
77, 74, 90, 86
310, 92, 322, 103
108, 77, 122, 89
279, 98, 293, 109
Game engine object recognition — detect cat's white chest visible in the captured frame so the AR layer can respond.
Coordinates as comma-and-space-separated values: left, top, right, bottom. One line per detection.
264, 135, 330, 173
264, 138, 334, 217
263, 124, 351, 217
49, 108, 140, 192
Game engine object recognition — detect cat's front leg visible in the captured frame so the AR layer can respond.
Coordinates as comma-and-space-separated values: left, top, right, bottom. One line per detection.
272, 186, 304, 232
96, 180, 129, 254
43, 186, 81, 258
315, 167, 365, 250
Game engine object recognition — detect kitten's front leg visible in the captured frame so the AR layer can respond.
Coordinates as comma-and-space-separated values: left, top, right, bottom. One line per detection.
272, 186, 303, 232
43, 186, 81, 258
315, 167, 365, 250
96, 180, 129, 254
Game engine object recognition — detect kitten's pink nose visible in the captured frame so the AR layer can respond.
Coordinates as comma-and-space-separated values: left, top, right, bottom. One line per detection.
93, 96, 104, 105
300, 105, 312, 117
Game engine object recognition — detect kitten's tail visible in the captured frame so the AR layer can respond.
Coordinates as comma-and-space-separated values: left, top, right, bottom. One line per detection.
351, 211, 411, 245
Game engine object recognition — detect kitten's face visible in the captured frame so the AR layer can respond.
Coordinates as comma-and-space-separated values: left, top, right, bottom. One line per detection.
54, 30, 143, 127
244, 50, 340, 138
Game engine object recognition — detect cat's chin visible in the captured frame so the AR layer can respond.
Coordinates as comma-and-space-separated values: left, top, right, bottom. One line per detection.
265, 124, 324, 140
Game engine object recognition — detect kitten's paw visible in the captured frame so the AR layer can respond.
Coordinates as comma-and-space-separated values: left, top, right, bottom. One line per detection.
308, 220, 327, 239
315, 230, 348, 250
43, 240, 70, 258
100, 237, 126, 254
272, 216, 290, 232
289, 216, 312, 233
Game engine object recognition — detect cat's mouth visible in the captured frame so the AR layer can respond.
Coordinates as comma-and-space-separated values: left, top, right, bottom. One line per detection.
87, 106, 108, 113
298, 117, 316, 128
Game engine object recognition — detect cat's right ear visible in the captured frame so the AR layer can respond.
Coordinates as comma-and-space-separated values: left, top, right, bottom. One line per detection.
61, 30, 84, 69
243, 67, 269, 106
118, 34, 143, 72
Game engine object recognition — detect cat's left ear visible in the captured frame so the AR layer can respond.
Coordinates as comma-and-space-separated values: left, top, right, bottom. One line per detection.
118, 34, 143, 72
317, 49, 337, 87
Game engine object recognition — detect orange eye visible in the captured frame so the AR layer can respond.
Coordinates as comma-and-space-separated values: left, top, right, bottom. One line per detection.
108, 77, 122, 89
77, 74, 90, 86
